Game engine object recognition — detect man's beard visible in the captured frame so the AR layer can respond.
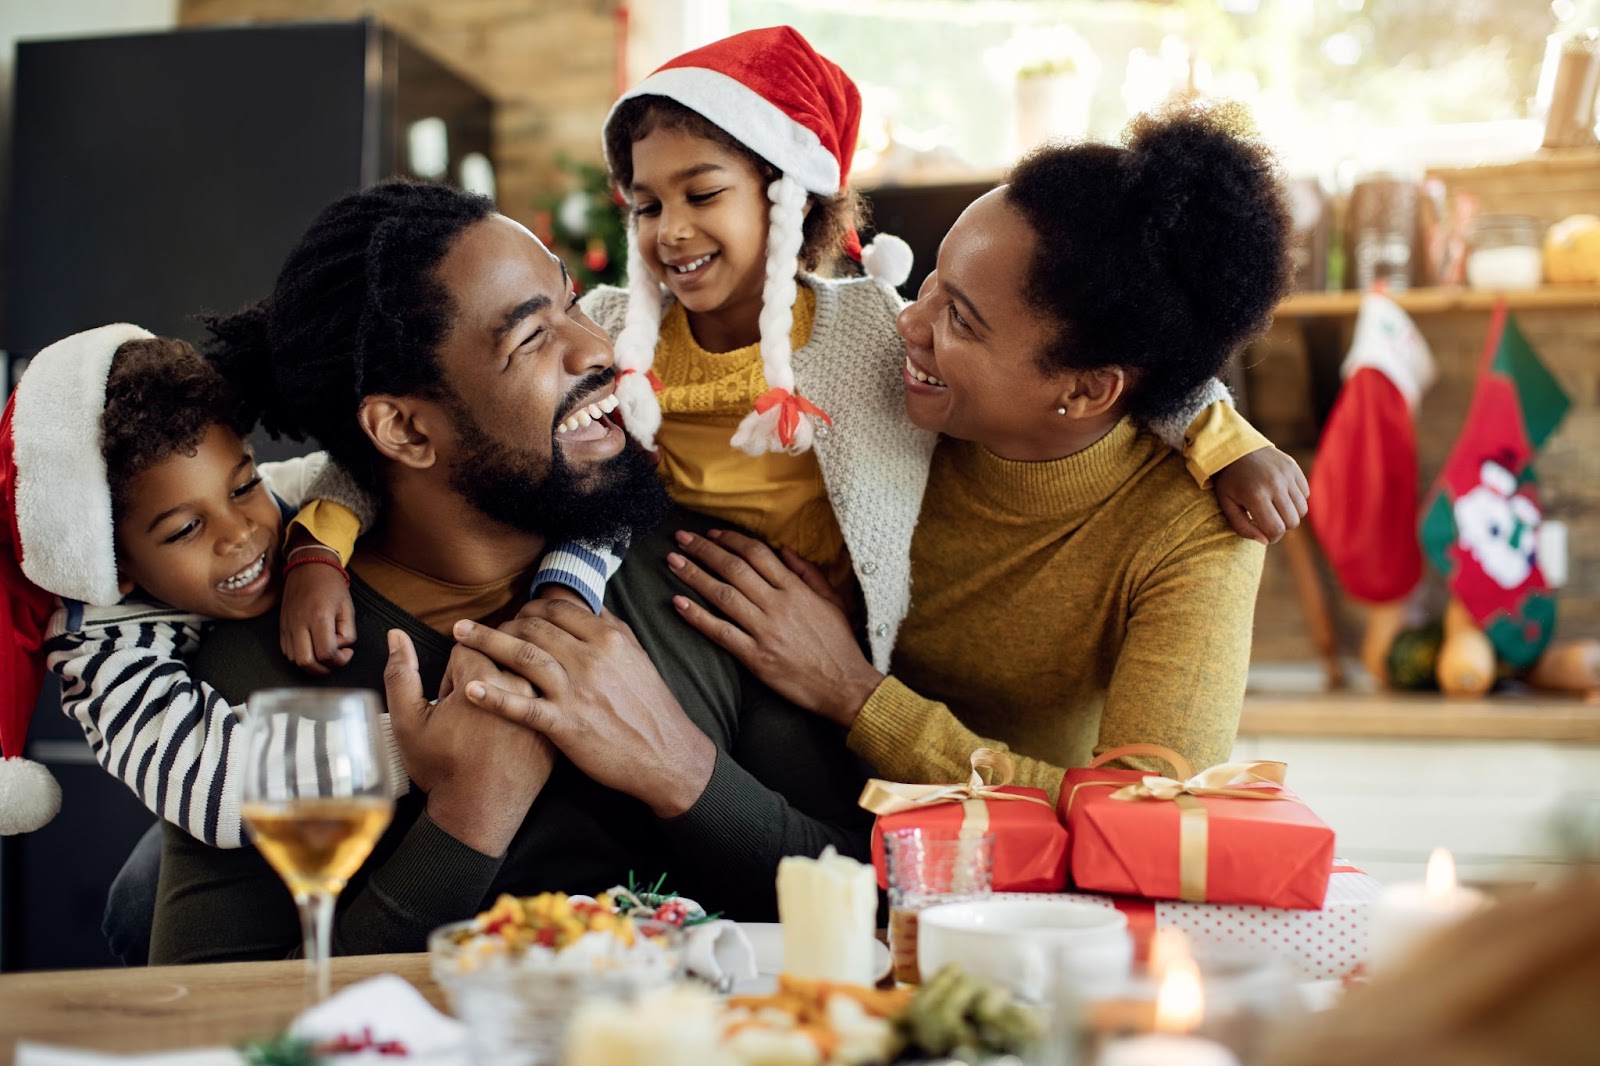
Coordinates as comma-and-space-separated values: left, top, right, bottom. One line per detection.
444, 384, 669, 547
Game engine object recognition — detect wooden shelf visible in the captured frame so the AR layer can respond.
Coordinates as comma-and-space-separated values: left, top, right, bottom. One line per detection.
1239, 689, 1600, 742
1275, 285, 1600, 318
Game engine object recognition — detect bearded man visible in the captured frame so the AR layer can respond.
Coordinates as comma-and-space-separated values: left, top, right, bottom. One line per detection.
147, 180, 872, 963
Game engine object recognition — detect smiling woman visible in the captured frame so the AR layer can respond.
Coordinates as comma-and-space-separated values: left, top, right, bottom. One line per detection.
667, 100, 1296, 794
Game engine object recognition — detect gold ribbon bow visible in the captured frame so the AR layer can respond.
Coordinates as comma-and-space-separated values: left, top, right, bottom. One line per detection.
1068, 744, 1294, 903
858, 749, 1053, 838
1108, 759, 1290, 803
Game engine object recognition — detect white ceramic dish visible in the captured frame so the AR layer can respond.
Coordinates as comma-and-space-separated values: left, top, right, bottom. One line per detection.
733, 922, 891, 995
917, 899, 1133, 1001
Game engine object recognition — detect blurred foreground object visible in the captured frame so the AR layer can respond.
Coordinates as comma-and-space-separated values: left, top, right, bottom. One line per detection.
1267, 874, 1600, 1066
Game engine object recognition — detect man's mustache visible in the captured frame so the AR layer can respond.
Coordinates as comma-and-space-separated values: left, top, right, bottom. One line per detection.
553, 367, 617, 425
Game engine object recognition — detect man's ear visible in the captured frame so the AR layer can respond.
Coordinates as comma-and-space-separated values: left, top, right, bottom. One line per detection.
1053, 367, 1128, 420
358, 395, 438, 471
115, 569, 136, 599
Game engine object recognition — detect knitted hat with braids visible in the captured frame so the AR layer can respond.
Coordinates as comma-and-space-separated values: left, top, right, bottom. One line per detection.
604, 25, 912, 455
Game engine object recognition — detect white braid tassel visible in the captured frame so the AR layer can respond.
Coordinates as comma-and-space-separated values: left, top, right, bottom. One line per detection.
612, 227, 665, 450
732, 175, 814, 456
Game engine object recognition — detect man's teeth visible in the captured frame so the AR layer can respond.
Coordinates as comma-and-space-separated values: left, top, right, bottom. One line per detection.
671, 253, 715, 275
218, 553, 266, 591
556, 394, 622, 435
905, 356, 947, 387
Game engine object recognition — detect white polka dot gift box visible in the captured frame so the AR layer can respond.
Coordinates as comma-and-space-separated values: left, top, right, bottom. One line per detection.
1005, 861, 1382, 982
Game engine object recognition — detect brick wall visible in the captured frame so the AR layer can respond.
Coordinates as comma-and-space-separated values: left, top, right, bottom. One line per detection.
179, 0, 621, 229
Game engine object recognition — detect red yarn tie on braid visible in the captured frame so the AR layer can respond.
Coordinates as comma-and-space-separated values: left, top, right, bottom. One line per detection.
753, 387, 833, 449
619, 367, 664, 391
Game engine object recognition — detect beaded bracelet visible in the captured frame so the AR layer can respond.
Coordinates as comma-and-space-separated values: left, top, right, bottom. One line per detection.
282, 553, 350, 587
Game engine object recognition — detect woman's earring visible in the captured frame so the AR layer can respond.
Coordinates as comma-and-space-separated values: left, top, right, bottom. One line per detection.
1056, 406, 1068, 416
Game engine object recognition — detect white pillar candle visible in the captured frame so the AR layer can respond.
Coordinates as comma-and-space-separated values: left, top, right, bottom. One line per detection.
1367, 846, 1488, 975
1099, 1034, 1241, 1066
777, 845, 878, 984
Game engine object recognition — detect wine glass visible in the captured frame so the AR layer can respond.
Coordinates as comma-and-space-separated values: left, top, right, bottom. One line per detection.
241, 688, 394, 1003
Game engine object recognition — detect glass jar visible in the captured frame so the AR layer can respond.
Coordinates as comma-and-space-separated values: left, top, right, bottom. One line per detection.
1466, 214, 1544, 291
1346, 174, 1420, 292
1538, 29, 1600, 149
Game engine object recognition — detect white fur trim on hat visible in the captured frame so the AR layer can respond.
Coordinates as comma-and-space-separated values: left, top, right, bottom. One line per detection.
13, 323, 152, 605
609, 67, 842, 196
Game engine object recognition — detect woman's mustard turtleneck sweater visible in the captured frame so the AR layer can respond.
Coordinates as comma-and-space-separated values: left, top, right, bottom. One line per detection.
848, 417, 1266, 802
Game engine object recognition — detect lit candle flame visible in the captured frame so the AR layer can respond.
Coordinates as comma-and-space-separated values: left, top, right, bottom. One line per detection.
1424, 846, 1458, 897
1153, 952, 1204, 1034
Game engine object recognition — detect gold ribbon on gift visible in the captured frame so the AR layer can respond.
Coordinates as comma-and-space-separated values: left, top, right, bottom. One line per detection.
1064, 743, 1295, 903
858, 748, 1054, 839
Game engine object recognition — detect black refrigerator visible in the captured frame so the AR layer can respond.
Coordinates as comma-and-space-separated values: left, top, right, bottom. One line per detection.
0, 19, 494, 972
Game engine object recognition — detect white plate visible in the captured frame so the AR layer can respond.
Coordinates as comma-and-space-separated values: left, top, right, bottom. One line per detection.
732, 923, 892, 995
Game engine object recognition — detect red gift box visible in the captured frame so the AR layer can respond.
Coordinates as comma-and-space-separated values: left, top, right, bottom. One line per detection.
860, 750, 1069, 893
1059, 743, 1335, 909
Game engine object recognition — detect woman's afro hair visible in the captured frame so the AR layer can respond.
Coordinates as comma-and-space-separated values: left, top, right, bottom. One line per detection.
1005, 100, 1293, 423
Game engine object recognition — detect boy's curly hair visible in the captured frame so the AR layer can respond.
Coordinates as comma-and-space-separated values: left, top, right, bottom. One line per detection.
101, 337, 252, 521
1005, 100, 1293, 423
604, 96, 867, 275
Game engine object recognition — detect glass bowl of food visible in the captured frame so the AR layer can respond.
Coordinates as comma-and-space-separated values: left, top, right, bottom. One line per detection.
429, 892, 685, 1066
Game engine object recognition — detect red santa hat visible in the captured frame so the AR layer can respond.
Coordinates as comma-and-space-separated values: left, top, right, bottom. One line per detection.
603, 25, 913, 455
1, 322, 152, 834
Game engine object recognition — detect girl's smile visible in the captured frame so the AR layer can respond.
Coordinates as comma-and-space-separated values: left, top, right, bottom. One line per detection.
627, 126, 772, 353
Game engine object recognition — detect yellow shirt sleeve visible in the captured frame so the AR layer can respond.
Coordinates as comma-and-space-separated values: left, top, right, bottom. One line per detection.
285, 500, 361, 566
1182, 401, 1272, 488
849, 676, 1069, 804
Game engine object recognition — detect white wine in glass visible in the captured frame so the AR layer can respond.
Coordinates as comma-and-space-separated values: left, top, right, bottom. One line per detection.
241, 688, 393, 1003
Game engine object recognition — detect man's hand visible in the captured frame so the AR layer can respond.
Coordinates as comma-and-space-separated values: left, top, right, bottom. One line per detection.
1214, 446, 1309, 545
662, 529, 883, 728
383, 630, 555, 856
278, 547, 356, 675
451, 601, 717, 819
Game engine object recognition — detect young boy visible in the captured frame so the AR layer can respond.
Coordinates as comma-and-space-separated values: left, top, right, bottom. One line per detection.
0, 323, 609, 843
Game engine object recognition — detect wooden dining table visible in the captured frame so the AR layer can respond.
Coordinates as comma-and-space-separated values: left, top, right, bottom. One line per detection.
0, 954, 444, 1065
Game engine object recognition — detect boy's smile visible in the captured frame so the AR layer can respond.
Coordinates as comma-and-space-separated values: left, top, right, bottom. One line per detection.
114, 423, 283, 620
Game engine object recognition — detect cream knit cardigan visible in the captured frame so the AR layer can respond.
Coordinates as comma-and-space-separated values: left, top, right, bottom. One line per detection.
582, 274, 934, 671
583, 273, 1232, 672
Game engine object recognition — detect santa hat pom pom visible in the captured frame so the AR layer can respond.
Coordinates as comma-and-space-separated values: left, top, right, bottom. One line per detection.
860, 234, 913, 288
0, 756, 61, 835
614, 370, 663, 452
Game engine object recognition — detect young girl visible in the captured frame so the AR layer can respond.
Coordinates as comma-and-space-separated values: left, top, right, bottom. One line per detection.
582, 26, 1302, 670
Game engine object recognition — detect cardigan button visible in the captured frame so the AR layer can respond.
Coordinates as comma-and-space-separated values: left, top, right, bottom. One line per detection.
814, 424, 831, 440
861, 561, 878, 575
874, 623, 889, 637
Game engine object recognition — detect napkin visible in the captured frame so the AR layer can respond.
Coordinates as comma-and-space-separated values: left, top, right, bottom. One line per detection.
290, 973, 466, 1060
684, 919, 757, 988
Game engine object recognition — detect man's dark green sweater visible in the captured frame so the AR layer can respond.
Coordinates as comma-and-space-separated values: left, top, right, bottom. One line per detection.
149, 508, 874, 964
